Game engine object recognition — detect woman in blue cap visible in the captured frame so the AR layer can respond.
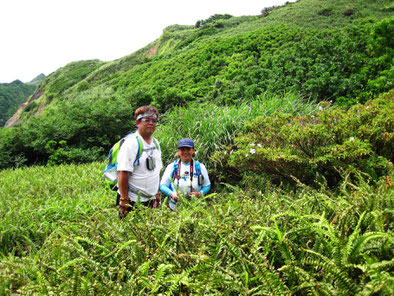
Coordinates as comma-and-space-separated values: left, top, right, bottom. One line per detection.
160, 138, 211, 209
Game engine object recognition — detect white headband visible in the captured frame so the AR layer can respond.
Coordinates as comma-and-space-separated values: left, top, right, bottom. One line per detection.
136, 112, 157, 120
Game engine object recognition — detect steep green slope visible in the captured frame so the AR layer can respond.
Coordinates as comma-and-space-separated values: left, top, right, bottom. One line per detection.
0, 0, 392, 168
0, 74, 45, 127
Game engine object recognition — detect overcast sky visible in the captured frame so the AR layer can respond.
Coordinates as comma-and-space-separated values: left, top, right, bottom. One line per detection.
0, 0, 294, 83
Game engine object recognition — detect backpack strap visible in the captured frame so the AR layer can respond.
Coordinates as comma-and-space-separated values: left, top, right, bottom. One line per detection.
171, 159, 201, 179
133, 135, 143, 166
194, 160, 204, 186
170, 159, 203, 189
153, 137, 160, 151
194, 160, 201, 175
171, 159, 180, 180
133, 135, 160, 166
103, 131, 144, 191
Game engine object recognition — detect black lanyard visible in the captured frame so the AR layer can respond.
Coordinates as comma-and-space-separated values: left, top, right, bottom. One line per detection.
176, 159, 194, 192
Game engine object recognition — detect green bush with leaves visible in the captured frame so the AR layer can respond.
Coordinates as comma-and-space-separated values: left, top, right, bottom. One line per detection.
215, 91, 393, 188
155, 93, 321, 170
195, 14, 233, 28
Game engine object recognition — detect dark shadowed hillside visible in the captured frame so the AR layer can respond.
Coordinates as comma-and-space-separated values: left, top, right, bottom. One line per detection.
0, 74, 45, 126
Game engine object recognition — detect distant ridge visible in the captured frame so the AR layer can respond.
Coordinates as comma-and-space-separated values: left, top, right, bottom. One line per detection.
26, 73, 46, 86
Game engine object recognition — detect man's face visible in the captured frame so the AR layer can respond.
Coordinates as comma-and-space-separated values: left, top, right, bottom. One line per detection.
136, 116, 157, 136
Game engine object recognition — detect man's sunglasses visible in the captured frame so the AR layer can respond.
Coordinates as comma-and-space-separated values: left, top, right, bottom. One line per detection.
141, 118, 158, 123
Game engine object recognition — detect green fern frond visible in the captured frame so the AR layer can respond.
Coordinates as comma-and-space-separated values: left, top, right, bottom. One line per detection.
136, 261, 150, 277
57, 258, 85, 272
150, 263, 174, 294
304, 249, 359, 295
220, 236, 252, 285
74, 236, 111, 256
220, 236, 242, 261
252, 264, 289, 295
103, 239, 136, 260
369, 257, 394, 270
72, 265, 81, 295
361, 270, 394, 295
166, 264, 199, 295
345, 210, 365, 243
350, 232, 393, 262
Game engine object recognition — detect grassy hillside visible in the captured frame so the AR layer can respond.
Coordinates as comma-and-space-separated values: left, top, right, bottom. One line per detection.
0, 0, 392, 170
269, 0, 394, 29
0, 1, 392, 292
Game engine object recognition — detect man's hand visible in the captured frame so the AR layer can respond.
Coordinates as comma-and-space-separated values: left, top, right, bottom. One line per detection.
189, 191, 201, 197
119, 196, 130, 212
118, 171, 130, 216
153, 193, 161, 208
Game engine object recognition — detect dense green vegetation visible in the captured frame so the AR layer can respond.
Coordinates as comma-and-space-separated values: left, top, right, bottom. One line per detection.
1, 146, 393, 294
216, 91, 393, 188
0, 0, 393, 293
0, 0, 392, 169
1, 93, 393, 294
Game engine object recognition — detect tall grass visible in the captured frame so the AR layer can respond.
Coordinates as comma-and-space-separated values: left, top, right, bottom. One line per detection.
0, 162, 111, 257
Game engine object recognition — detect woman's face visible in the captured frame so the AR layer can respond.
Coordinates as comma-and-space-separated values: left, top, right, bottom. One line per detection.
178, 147, 195, 163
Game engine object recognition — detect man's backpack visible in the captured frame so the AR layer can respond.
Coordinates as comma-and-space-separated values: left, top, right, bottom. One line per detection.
103, 132, 159, 190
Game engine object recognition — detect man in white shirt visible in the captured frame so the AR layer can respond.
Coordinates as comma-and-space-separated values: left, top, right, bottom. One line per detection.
117, 106, 162, 217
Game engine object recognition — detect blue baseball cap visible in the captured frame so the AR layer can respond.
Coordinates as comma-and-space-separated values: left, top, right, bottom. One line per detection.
178, 138, 194, 148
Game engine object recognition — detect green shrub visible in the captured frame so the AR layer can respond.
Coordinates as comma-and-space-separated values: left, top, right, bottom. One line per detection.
195, 14, 233, 28
318, 7, 333, 16
45, 140, 103, 165
21, 100, 38, 114
215, 91, 393, 188
156, 93, 320, 170
343, 5, 355, 16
